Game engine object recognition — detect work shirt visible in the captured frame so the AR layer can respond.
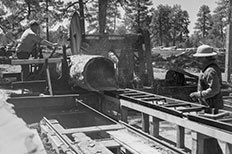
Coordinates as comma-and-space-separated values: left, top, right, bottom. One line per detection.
16, 28, 42, 53
197, 60, 223, 109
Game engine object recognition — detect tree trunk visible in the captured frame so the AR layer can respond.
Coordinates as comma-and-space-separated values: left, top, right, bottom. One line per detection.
69, 55, 117, 91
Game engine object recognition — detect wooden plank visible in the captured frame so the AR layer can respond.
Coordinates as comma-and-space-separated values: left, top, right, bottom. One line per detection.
142, 113, 149, 133
151, 117, 160, 137
7, 94, 79, 108
96, 139, 121, 148
219, 118, 232, 122
176, 125, 185, 148
45, 60, 53, 95
177, 107, 205, 113
2, 72, 21, 80
120, 99, 232, 144
62, 124, 123, 134
121, 106, 128, 122
142, 97, 166, 102
163, 103, 191, 108
12, 80, 46, 89
107, 129, 161, 154
72, 133, 114, 154
191, 131, 205, 154
11, 58, 63, 65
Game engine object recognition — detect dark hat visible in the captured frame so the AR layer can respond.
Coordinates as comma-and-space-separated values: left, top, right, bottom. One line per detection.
29, 20, 39, 27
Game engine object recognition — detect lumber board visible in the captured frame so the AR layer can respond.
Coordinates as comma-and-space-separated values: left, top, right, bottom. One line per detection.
163, 103, 191, 108
12, 80, 46, 89
62, 124, 123, 134
107, 129, 161, 154
96, 139, 121, 148
177, 107, 205, 113
7, 94, 79, 108
120, 99, 232, 144
2, 72, 21, 80
72, 133, 114, 154
11, 58, 63, 65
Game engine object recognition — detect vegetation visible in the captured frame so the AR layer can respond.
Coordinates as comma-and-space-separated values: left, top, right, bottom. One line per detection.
0, 0, 230, 48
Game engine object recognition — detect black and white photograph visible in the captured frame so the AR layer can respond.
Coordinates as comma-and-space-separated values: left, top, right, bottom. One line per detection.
0, 0, 232, 154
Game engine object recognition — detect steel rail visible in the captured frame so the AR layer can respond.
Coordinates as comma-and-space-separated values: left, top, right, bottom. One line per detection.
42, 117, 82, 154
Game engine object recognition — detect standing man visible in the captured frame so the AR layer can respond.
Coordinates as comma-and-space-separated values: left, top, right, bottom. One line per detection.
190, 44, 223, 154
16, 20, 58, 80
189, 44, 223, 113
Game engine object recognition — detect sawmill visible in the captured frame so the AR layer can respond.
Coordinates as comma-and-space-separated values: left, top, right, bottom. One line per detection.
2, 1, 232, 154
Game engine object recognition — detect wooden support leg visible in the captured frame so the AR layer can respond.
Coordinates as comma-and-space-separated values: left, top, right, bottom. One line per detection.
45, 59, 53, 95
125, 149, 133, 154
121, 106, 128, 123
150, 117, 160, 137
218, 141, 232, 154
191, 131, 223, 154
191, 131, 205, 154
142, 113, 149, 133
176, 125, 185, 148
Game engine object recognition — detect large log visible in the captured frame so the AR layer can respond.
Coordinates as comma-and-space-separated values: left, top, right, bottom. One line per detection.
69, 55, 117, 91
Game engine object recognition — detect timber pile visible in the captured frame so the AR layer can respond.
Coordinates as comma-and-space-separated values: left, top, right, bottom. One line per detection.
152, 48, 225, 72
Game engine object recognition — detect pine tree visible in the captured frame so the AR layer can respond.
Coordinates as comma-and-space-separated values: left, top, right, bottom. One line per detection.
86, 0, 121, 34
194, 5, 213, 38
123, 0, 153, 32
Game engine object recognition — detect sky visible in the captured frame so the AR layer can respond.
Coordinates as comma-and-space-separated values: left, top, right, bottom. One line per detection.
63, 0, 219, 34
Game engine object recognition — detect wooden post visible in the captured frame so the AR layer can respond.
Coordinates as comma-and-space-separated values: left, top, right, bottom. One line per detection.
220, 142, 232, 154
45, 59, 53, 95
192, 131, 205, 154
79, 0, 85, 34
225, 0, 232, 82
143, 29, 154, 87
142, 113, 149, 133
176, 125, 185, 148
99, 0, 107, 34
150, 117, 160, 137
121, 106, 128, 123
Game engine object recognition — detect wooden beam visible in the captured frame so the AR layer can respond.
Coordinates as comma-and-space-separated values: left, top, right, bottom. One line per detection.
2, 72, 21, 80
142, 113, 149, 133
191, 131, 206, 154
11, 58, 63, 65
107, 129, 161, 154
177, 107, 205, 113
150, 117, 160, 137
176, 125, 185, 148
225, 0, 232, 82
12, 80, 46, 89
62, 124, 123, 134
121, 106, 128, 123
120, 99, 232, 144
7, 94, 79, 108
72, 133, 114, 154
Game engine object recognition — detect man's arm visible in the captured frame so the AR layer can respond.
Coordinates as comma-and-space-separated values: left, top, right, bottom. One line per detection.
40, 39, 58, 48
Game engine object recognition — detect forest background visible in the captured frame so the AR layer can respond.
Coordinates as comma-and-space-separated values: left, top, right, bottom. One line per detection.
0, 0, 230, 49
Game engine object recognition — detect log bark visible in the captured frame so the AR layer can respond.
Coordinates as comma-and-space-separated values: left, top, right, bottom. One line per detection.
69, 55, 117, 91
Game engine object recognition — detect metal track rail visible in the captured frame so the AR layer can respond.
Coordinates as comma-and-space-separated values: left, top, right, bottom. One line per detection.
41, 117, 83, 154
105, 88, 207, 116
41, 100, 187, 154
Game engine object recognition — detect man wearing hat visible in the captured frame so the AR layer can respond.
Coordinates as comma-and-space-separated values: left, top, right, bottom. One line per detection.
190, 44, 223, 112
16, 20, 58, 80
190, 44, 223, 154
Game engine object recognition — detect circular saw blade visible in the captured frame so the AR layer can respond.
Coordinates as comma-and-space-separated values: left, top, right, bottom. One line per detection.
70, 12, 82, 55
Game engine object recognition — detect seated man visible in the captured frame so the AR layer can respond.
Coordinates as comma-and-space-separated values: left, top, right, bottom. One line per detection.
16, 20, 58, 80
